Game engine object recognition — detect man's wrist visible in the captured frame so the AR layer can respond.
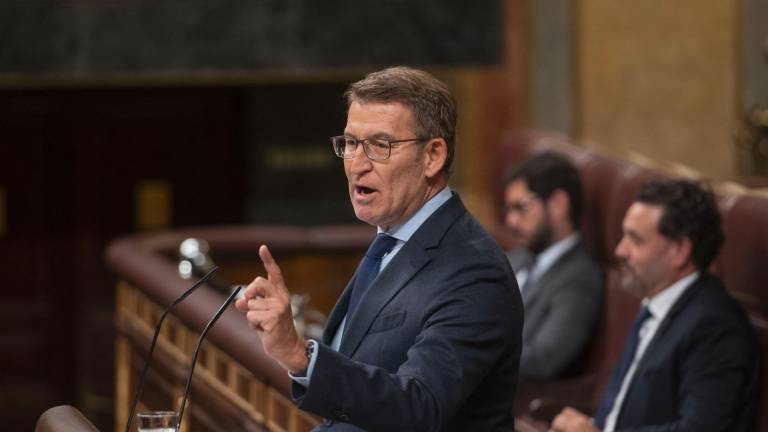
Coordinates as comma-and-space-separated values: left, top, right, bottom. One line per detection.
287, 338, 311, 374
288, 339, 318, 386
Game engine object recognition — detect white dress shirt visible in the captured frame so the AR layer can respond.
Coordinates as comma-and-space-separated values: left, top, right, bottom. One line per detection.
602, 271, 700, 431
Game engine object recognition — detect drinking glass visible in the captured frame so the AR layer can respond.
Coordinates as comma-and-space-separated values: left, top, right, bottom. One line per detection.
136, 411, 178, 432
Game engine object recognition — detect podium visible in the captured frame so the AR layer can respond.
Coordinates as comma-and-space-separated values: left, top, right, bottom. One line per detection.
105, 225, 373, 432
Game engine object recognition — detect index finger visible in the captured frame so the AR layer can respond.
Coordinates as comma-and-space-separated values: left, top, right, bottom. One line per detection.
561, 407, 581, 417
259, 245, 286, 290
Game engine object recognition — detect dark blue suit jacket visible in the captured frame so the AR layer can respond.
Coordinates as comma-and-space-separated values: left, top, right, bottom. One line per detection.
293, 194, 523, 431
611, 273, 758, 431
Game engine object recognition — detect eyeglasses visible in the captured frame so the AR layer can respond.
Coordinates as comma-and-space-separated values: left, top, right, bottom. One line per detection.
331, 135, 429, 161
505, 195, 540, 216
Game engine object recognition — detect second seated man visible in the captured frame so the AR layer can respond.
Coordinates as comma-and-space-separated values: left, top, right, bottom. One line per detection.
504, 152, 603, 379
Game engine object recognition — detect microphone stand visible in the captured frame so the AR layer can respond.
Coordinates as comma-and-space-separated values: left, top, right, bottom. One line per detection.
175, 284, 243, 431
124, 267, 219, 432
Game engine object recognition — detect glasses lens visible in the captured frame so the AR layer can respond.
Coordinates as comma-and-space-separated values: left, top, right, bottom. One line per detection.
364, 138, 390, 160
506, 196, 537, 215
331, 136, 350, 158
343, 138, 359, 157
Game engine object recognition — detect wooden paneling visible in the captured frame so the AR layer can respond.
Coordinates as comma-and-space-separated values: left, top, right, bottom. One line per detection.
575, 0, 740, 180
115, 283, 319, 432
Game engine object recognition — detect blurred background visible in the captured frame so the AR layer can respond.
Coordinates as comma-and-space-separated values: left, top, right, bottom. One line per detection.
1, 0, 766, 430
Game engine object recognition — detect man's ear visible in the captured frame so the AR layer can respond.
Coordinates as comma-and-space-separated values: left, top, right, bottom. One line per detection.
548, 189, 571, 225
670, 237, 693, 269
423, 138, 448, 178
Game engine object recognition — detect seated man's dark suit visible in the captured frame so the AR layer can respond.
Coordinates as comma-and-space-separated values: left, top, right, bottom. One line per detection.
609, 273, 758, 431
293, 195, 523, 431
508, 240, 602, 378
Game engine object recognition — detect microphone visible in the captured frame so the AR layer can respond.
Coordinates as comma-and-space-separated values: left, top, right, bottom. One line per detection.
176, 283, 243, 430
124, 267, 219, 432
178, 238, 231, 294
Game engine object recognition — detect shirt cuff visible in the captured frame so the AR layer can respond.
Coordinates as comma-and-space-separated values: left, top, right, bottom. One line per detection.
288, 339, 318, 387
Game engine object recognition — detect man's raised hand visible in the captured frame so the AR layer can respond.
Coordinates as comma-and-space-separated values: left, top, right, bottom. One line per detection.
235, 245, 308, 373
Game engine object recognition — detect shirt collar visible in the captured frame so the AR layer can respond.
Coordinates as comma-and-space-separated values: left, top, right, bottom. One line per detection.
532, 233, 580, 276
377, 186, 453, 242
642, 271, 699, 321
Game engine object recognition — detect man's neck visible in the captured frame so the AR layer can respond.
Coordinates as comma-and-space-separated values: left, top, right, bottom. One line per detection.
551, 223, 574, 244
382, 176, 448, 232
531, 233, 580, 278
424, 175, 449, 203
647, 266, 698, 299
380, 186, 452, 240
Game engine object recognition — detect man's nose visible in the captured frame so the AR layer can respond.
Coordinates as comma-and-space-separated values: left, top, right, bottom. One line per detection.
505, 210, 521, 228
615, 237, 628, 259
349, 146, 372, 172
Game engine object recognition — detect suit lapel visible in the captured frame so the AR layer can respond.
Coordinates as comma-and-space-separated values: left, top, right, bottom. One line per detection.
337, 194, 466, 357
523, 241, 582, 308
322, 276, 356, 344
622, 275, 707, 395
641, 275, 705, 358
522, 269, 548, 306
522, 276, 540, 306
339, 246, 431, 356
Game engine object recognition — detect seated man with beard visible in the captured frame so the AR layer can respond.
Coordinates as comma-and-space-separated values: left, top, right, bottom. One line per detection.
504, 152, 603, 379
550, 180, 759, 432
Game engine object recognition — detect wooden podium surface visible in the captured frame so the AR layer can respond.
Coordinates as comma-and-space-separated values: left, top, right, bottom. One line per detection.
106, 225, 373, 432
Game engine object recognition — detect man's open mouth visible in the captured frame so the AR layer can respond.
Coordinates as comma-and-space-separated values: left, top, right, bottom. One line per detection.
356, 186, 376, 195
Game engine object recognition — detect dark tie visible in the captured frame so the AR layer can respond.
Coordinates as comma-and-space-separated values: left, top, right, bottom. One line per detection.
519, 254, 538, 295
593, 306, 653, 428
346, 234, 398, 320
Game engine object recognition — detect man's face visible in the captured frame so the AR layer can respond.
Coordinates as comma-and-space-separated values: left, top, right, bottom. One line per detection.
615, 202, 679, 298
343, 101, 432, 230
504, 180, 553, 254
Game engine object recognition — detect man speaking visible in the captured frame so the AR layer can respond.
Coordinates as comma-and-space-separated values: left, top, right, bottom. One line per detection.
235, 66, 523, 431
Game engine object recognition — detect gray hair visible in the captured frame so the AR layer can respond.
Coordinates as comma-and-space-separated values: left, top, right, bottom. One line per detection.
345, 66, 457, 175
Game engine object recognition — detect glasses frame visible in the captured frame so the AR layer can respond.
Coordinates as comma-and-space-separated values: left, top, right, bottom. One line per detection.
331, 135, 430, 161
505, 195, 541, 217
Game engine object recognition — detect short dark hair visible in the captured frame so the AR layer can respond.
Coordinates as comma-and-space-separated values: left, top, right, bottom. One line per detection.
636, 180, 724, 271
345, 66, 457, 175
505, 151, 584, 227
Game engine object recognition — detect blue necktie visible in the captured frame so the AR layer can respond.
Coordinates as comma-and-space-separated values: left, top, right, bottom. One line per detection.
346, 234, 397, 320
594, 306, 653, 428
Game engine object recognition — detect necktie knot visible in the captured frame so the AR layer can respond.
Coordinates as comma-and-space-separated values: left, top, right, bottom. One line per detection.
367, 234, 397, 260
635, 306, 652, 328
345, 234, 397, 322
